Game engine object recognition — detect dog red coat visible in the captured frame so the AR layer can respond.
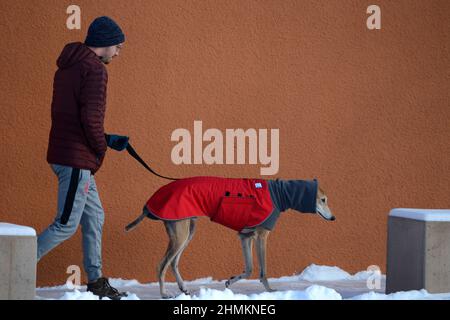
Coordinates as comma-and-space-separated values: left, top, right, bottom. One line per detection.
145, 176, 273, 231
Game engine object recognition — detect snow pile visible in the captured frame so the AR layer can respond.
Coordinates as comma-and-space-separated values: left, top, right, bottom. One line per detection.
51, 285, 450, 301
59, 290, 103, 300
296, 264, 353, 281
175, 285, 342, 300
37, 281, 141, 300
351, 290, 450, 300
59, 289, 140, 300
174, 287, 450, 300
108, 278, 143, 287
276, 264, 383, 282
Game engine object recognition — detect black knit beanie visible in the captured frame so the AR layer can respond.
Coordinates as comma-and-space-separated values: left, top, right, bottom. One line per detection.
85, 16, 125, 48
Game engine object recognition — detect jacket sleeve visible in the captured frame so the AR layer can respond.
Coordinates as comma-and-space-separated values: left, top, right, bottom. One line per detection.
79, 63, 108, 158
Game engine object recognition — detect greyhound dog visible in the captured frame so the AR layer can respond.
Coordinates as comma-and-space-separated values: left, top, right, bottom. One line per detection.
125, 177, 335, 298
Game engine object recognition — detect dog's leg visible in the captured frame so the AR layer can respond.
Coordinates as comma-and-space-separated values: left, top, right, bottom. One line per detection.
255, 228, 275, 292
170, 219, 197, 295
158, 220, 190, 299
225, 232, 254, 288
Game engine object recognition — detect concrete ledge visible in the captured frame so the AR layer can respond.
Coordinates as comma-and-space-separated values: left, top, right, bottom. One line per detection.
386, 209, 450, 294
0, 223, 37, 300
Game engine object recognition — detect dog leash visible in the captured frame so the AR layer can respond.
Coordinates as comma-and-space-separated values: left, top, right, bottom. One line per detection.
125, 143, 179, 181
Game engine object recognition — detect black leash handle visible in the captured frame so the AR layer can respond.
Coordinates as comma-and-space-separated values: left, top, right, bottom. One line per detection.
126, 143, 179, 181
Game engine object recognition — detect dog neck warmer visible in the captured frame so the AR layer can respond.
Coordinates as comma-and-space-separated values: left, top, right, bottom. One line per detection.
268, 179, 318, 213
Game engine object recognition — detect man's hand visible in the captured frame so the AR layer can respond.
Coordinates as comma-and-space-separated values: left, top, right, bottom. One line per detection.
91, 152, 106, 175
105, 134, 129, 151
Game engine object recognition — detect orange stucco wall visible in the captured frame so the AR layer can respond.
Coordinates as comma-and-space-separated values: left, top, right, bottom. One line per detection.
1, 0, 449, 286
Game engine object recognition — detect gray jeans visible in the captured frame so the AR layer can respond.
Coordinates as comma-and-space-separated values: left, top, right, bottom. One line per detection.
37, 164, 105, 282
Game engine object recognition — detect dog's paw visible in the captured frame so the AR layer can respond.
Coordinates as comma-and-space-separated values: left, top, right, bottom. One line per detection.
161, 292, 176, 299
181, 289, 191, 296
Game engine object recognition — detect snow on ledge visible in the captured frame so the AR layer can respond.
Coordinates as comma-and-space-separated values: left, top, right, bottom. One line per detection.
389, 208, 450, 222
0, 222, 36, 236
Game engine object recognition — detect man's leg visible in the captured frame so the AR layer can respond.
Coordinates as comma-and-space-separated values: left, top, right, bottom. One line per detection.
81, 175, 127, 299
79, 174, 105, 282
37, 164, 91, 261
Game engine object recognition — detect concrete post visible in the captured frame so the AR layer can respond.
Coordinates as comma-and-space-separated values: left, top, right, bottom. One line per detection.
386, 209, 450, 294
0, 223, 37, 300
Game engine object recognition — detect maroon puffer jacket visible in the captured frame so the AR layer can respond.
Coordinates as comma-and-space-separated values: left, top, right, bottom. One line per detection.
47, 42, 108, 174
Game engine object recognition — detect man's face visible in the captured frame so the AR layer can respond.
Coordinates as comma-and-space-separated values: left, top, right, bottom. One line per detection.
100, 43, 123, 64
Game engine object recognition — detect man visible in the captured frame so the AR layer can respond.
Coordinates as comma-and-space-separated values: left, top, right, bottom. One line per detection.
38, 16, 129, 300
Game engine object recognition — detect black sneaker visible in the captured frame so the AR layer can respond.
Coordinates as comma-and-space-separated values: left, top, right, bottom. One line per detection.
87, 277, 128, 300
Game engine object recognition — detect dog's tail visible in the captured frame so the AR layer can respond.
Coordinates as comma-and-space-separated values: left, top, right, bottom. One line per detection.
125, 213, 147, 232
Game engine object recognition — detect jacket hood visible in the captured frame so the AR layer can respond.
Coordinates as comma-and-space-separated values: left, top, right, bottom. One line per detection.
268, 179, 318, 213
56, 42, 98, 69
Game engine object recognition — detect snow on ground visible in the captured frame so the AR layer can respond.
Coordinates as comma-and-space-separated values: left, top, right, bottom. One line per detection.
175, 285, 342, 300
57, 289, 141, 300
350, 290, 450, 300
35, 264, 450, 300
